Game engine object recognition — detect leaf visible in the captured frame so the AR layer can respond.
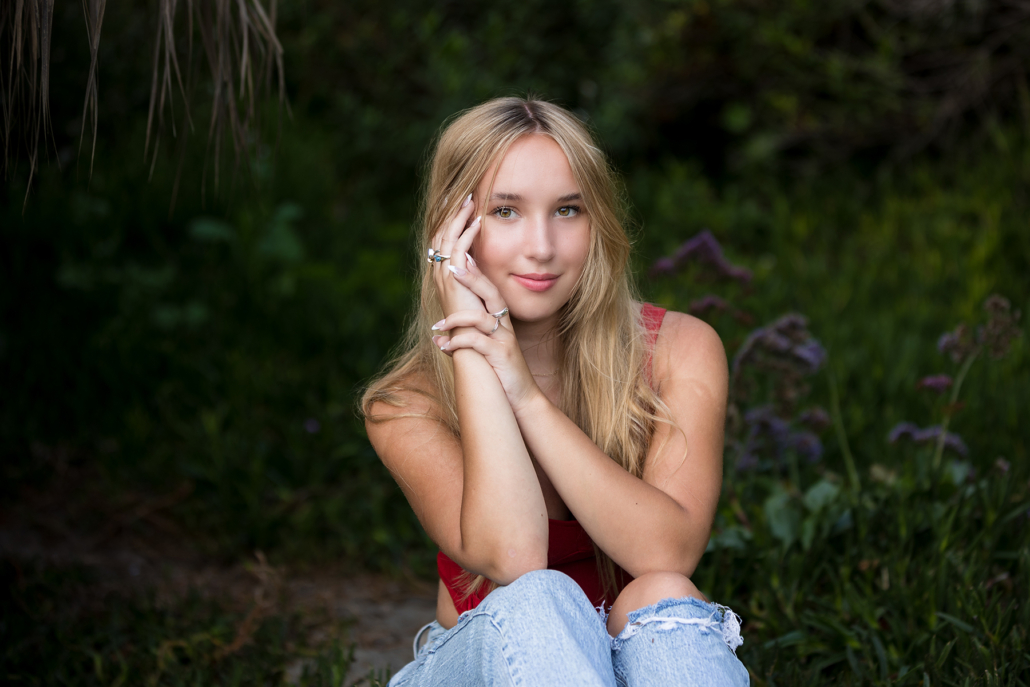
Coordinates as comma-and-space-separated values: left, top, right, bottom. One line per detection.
258, 204, 306, 263
706, 526, 752, 552
764, 489, 800, 547
763, 629, 805, 649
801, 515, 817, 551
803, 479, 840, 512
936, 612, 975, 634
190, 218, 235, 242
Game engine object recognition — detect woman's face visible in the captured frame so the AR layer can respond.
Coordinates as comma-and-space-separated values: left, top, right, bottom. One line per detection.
472, 134, 591, 324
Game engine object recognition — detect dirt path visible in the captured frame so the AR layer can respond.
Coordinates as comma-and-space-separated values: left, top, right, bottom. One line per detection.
0, 468, 437, 685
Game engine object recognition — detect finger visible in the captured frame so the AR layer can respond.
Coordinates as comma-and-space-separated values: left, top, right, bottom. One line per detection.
448, 263, 506, 315
439, 331, 502, 355
448, 217, 482, 271
431, 309, 499, 335
438, 196, 476, 248
429, 193, 474, 258
440, 213, 480, 264
431, 335, 453, 357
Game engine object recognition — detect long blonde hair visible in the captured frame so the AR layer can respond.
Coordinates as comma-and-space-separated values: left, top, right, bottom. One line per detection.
361, 97, 673, 599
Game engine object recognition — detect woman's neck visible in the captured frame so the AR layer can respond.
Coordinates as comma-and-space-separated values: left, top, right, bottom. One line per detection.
512, 315, 561, 377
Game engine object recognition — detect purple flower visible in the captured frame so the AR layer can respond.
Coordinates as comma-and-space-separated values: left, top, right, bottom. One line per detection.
887, 422, 968, 456
651, 230, 752, 282
744, 406, 791, 441
797, 407, 831, 432
732, 314, 825, 379
980, 295, 1022, 360
736, 451, 759, 471
730, 313, 827, 414
916, 374, 952, 394
688, 294, 730, 316
791, 340, 827, 374
736, 406, 824, 468
738, 406, 790, 465
649, 256, 677, 277
787, 430, 823, 462
304, 418, 321, 434
937, 324, 975, 363
887, 422, 920, 444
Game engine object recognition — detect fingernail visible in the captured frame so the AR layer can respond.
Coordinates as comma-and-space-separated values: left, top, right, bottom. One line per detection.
461, 193, 472, 208
448, 265, 467, 277
469, 215, 481, 227
431, 319, 445, 330
465, 252, 476, 267
440, 341, 450, 351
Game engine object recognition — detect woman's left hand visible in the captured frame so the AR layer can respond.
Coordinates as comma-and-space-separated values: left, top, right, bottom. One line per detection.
431, 260, 543, 414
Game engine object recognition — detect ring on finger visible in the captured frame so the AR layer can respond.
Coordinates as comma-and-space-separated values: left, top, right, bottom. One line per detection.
427, 249, 451, 264
489, 318, 500, 335
490, 306, 509, 319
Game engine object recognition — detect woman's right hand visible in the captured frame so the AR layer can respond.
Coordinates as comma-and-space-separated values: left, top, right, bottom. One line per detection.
431, 194, 485, 317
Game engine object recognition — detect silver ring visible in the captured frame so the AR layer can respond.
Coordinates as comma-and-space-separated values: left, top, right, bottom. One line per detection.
490, 318, 500, 335
490, 306, 509, 319
426, 249, 451, 264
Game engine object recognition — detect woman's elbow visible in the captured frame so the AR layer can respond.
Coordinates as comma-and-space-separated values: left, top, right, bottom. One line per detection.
464, 541, 547, 586
488, 550, 549, 586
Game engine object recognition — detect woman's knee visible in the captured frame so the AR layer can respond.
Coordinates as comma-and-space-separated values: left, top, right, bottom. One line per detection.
607, 571, 705, 636
482, 569, 595, 623
497, 568, 584, 605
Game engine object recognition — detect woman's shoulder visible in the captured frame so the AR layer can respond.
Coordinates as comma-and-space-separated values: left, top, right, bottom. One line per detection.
644, 305, 728, 387
364, 368, 446, 426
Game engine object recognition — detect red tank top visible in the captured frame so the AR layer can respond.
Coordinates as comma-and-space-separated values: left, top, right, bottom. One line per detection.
437, 303, 668, 613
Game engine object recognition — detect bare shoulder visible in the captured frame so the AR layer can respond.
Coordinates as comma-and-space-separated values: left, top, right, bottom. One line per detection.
651, 309, 728, 389
364, 372, 454, 467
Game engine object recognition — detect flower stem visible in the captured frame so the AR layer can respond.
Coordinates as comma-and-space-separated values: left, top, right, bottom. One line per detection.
932, 348, 979, 471
828, 367, 860, 494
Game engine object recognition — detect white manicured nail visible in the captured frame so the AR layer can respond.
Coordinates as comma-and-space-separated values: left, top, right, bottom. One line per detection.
431, 320, 445, 331
448, 265, 467, 277
461, 194, 472, 208
465, 252, 476, 268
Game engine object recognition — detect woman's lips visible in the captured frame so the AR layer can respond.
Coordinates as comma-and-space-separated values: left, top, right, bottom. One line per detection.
513, 273, 559, 292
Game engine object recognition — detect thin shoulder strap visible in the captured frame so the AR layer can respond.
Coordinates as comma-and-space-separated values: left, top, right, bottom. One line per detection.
640, 303, 667, 386
641, 303, 667, 342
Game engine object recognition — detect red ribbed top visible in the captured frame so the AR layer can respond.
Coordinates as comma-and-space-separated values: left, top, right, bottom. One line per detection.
438, 303, 667, 613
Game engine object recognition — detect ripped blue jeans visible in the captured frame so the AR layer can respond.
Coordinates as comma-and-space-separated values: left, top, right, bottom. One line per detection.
387, 569, 750, 686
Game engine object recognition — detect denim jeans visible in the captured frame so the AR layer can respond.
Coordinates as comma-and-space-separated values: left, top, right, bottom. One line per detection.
388, 569, 750, 686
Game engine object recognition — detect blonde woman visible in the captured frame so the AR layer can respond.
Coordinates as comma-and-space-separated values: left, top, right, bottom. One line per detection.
362, 98, 749, 686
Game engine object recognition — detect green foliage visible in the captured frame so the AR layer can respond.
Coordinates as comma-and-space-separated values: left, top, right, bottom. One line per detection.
3, 1, 1030, 684
0, 561, 355, 686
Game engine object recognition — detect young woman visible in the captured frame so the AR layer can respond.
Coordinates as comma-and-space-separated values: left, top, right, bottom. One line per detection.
362, 98, 749, 686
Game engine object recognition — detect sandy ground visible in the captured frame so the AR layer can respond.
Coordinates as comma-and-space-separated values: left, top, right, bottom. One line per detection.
1, 464, 437, 685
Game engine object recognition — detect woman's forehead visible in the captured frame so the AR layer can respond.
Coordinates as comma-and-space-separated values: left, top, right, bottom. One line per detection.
480, 134, 579, 199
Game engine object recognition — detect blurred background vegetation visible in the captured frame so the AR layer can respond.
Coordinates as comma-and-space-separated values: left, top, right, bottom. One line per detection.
2, 0, 1029, 684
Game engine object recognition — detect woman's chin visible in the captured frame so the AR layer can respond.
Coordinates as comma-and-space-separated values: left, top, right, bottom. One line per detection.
507, 299, 568, 326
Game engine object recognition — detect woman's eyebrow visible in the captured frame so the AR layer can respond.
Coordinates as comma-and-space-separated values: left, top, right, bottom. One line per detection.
488, 191, 583, 202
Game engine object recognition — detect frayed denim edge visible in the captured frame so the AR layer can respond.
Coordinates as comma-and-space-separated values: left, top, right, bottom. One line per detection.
611, 596, 744, 655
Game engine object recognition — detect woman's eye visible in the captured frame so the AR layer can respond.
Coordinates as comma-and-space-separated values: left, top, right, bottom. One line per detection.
495, 207, 515, 219
556, 205, 580, 217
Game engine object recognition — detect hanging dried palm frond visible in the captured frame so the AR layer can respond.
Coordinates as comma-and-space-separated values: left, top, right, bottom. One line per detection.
147, 0, 287, 201
79, 0, 106, 180
0, 0, 286, 207
1, 0, 56, 210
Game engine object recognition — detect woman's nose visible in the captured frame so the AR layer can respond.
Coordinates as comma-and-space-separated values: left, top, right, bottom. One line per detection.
525, 216, 556, 262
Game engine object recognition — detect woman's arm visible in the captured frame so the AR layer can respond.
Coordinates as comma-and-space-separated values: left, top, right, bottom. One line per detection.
438, 308, 726, 578
366, 202, 548, 586
517, 312, 726, 577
